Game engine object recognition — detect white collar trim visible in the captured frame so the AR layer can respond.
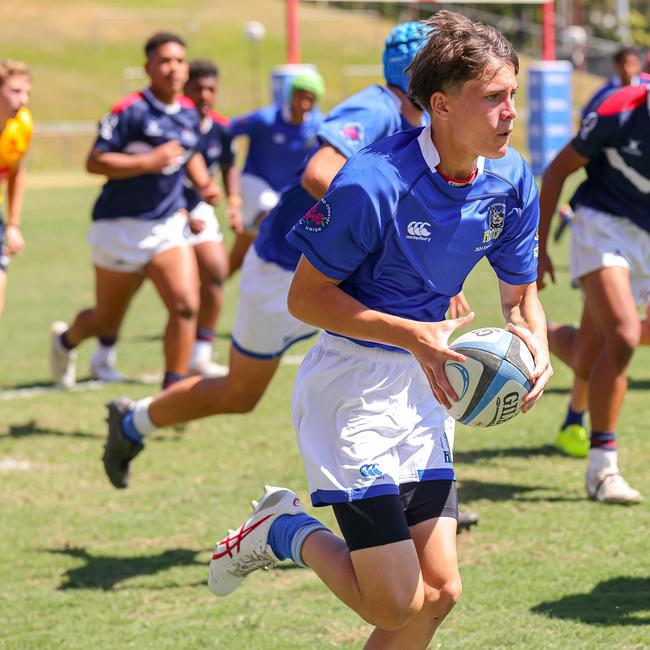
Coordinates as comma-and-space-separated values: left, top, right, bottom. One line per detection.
417, 126, 485, 179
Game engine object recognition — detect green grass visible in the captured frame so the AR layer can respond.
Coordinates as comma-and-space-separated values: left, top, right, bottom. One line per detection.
1, 182, 649, 649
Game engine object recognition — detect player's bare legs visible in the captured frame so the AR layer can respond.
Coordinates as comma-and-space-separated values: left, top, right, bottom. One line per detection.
145, 245, 199, 381
148, 346, 281, 426
302, 518, 459, 646
65, 266, 144, 344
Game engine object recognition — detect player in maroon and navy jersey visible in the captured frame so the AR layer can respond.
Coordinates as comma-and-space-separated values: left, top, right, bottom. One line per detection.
49, 32, 219, 390
538, 83, 650, 503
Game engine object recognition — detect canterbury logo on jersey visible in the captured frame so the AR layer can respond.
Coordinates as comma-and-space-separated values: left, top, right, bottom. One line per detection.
359, 463, 383, 478
406, 221, 431, 241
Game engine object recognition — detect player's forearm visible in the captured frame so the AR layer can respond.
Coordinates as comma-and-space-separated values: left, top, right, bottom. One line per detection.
85, 151, 156, 179
538, 164, 565, 252
288, 272, 420, 351
501, 284, 547, 341
222, 165, 241, 198
186, 153, 211, 189
6, 164, 26, 225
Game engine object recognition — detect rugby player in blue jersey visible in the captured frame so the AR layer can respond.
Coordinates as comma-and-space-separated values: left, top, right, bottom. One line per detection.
538, 81, 650, 504
101, 21, 433, 489
227, 70, 325, 275
206, 12, 551, 645
50, 32, 219, 389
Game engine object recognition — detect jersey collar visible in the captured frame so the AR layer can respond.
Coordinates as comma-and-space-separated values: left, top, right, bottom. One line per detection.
143, 88, 182, 115
417, 126, 485, 179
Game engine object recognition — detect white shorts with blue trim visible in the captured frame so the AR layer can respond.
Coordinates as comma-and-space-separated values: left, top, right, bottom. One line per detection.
186, 201, 224, 246
231, 246, 318, 359
240, 173, 279, 232
292, 332, 456, 507
571, 205, 650, 306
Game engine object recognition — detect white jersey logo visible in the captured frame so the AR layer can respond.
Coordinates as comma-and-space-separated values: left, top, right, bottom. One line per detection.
621, 139, 642, 157
144, 120, 163, 137
406, 221, 432, 241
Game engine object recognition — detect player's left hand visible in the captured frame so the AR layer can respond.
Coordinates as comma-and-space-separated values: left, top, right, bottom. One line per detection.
201, 181, 222, 206
506, 322, 553, 413
447, 291, 470, 318
188, 216, 206, 235
5, 224, 25, 256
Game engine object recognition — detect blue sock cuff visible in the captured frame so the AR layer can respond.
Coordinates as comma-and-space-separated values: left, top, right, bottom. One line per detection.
564, 406, 585, 428
121, 410, 144, 444
268, 513, 327, 566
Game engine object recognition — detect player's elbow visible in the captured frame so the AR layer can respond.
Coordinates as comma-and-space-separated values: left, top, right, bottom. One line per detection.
299, 166, 324, 200
287, 282, 306, 321
85, 150, 103, 175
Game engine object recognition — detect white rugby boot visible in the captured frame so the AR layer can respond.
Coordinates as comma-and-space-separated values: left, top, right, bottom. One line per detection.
586, 450, 642, 504
189, 340, 228, 378
90, 344, 125, 383
208, 486, 305, 597
50, 321, 77, 389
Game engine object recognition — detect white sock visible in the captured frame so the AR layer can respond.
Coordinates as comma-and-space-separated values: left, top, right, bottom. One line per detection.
133, 397, 156, 436
191, 340, 213, 365
93, 343, 117, 366
588, 448, 618, 474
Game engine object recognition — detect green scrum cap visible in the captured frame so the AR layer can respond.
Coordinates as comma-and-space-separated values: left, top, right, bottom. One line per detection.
291, 70, 325, 99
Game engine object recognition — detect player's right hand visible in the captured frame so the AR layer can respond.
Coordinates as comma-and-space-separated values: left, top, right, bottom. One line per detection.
409, 312, 475, 408
536, 250, 555, 291
147, 140, 185, 173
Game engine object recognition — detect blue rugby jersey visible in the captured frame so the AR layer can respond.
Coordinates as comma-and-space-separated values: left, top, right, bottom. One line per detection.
571, 84, 650, 232
184, 109, 235, 211
230, 104, 323, 192
91, 88, 200, 221
255, 85, 420, 271
287, 127, 539, 351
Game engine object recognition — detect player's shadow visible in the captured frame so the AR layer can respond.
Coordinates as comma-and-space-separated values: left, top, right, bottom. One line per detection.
1, 420, 96, 440
457, 478, 581, 503
454, 444, 560, 463
532, 576, 650, 626
48, 546, 205, 591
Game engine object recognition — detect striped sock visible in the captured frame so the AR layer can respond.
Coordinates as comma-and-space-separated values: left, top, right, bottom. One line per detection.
590, 431, 616, 451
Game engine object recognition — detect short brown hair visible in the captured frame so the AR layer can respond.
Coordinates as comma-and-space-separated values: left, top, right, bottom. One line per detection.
0, 60, 31, 87
188, 59, 219, 81
407, 11, 518, 111
144, 32, 186, 59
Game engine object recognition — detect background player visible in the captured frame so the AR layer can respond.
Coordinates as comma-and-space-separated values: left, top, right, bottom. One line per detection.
0, 60, 32, 320
538, 81, 649, 503
49, 32, 218, 389
101, 21, 430, 490
227, 70, 324, 274
208, 14, 551, 648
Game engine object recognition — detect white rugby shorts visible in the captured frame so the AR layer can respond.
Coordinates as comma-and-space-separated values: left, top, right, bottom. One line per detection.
231, 246, 318, 358
292, 332, 456, 507
88, 210, 190, 273
185, 201, 224, 246
240, 173, 279, 231
571, 205, 650, 305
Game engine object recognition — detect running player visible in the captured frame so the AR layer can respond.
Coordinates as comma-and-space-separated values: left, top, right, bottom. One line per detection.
227, 70, 324, 275
101, 21, 430, 489
0, 60, 32, 320
538, 81, 649, 503
207, 14, 551, 647
50, 32, 218, 389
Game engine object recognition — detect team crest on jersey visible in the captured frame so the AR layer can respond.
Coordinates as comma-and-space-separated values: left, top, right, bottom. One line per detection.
340, 122, 365, 144
144, 120, 163, 137
301, 199, 331, 232
272, 132, 287, 145
99, 113, 118, 140
207, 143, 222, 159
482, 202, 505, 243
180, 129, 198, 148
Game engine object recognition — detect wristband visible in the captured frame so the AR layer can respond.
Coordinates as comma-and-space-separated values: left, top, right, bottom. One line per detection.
227, 195, 242, 207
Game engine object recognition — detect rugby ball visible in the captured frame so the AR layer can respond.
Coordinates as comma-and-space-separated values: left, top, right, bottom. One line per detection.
443, 327, 534, 427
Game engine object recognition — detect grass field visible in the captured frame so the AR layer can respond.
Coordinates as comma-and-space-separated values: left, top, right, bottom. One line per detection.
1, 181, 649, 649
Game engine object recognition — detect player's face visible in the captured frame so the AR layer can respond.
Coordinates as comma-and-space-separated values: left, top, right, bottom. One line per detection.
617, 54, 641, 86
289, 89, 317, 123
146, 42, 188, 101
0, 74, 31, 122
184, 75, 218, 117
443, 63, 517, 162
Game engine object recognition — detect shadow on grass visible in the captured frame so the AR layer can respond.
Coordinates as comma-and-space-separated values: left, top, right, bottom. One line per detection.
532, 576, 650, 626
48, 546, 205, 591
2, 419, 96, 439
457, 478, 582, 503
454, 444, 560, 463
129, 331, 232, 343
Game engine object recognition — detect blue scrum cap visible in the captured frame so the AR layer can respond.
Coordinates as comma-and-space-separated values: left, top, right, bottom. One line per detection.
382, 21, 429, 93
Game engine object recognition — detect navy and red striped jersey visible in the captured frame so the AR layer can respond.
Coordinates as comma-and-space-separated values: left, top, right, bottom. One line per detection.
184, 109, 236, 211
91, 88, 200, 221
571, 84, 650, 232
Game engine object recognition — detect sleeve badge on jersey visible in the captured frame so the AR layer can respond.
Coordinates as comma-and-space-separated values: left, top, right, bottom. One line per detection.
579, 112, 598, 140
99, 113, 118, 140
339, 121, 365, 144
301, 199, 332, 233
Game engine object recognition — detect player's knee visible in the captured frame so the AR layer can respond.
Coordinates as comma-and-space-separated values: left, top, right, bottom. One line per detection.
365, 588, 423, 630
228, 390, 262, 413
606, 323, 640, 364
171, 295, 199, 321
202, 268, 226, 291
428, 577, 462, 610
